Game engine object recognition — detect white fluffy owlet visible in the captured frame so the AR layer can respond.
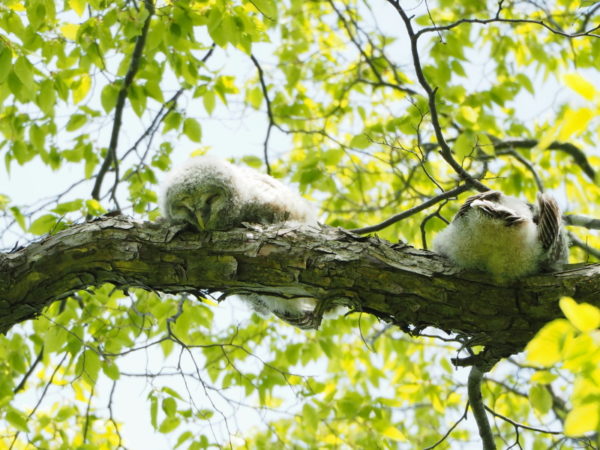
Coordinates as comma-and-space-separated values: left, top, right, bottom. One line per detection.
432, 190, 568, 282
159, 156, 320, 329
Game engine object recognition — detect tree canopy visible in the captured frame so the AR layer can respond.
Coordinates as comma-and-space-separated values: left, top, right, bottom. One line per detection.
0, 0, 599, 448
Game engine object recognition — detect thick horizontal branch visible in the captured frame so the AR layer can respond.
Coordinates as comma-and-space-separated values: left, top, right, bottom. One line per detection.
1, 217, 599, 359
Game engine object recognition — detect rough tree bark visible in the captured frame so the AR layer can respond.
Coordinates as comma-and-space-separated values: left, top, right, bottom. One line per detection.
1, 216, 598, 362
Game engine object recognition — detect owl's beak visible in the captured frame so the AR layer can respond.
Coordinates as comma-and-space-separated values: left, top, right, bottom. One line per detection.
195, 211, 205, 230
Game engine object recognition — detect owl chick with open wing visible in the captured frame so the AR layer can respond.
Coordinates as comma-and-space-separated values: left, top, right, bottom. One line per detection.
433, 190, 568, 282
159, 156, 320, 329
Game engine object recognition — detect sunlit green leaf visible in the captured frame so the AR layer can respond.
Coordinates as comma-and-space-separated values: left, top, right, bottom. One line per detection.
29, 214, 59, 235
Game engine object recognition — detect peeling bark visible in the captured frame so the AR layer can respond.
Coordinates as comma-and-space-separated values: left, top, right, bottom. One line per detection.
1, 216, 599, 359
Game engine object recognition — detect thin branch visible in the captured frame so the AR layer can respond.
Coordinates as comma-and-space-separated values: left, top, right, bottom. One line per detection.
494, 139, 596, 181
250, 54, 273, 175
350, 183, 471, 234
416, 13, 600, 39
424, 401, 470, 450
13, 346, 44, 393
83, 383, 95, 443
568, 231, 600, 259
107, 380, 124, 448
496, 149, 544, 192
468, 365, 496, 450
10, 353, 68, 449
90, 0, 155, 203
564, 214, 600, 230
120, 88, 184, 162
385, 0, 488, 192
485, 406, 562, 434
329, 0, 418, 96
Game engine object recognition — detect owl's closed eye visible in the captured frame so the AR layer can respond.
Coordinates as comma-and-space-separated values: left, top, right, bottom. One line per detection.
158, 156, 322, 329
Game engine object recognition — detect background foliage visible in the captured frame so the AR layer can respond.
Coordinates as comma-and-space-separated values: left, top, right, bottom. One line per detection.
0, 0, 599, 448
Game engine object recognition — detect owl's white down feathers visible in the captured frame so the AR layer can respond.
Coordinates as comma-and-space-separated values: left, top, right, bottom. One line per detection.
433, 190, 568, 282
159, 156, 320, 329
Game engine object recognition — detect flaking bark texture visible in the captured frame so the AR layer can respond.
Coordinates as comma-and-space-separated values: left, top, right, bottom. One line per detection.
1, 216, 599, 360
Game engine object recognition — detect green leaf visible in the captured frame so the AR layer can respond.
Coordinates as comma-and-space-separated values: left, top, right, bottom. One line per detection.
0, 44, 12, 83
69, 0, 86, 16
14, 56, 35, 91
203, 90, 216, 115
76, 349, 101, 383
175, 431, 193, 448
128, 84, 147, 117
29, 124, 45, 151
526, 319, 575, 367
564, 403, 600, 437
162, 397, 177, 417
159, 417, 181, 434
149, 394, 158, 429
102, 360, 120, 380
183, 118, 202, 142
66, 114, 87, 131
101, 83, 120, 113
246, 86, 263, 109
529, 384, 552, 415
38, 79, 56, 116
29, 214, 58, 235
6, 409, 29, 432
72, 74, 91, 104
453, 132, 476, 160
249, 0, 278, 19
10, 207, 27, 231
563, 73, 597, 100
559, 297, 600, 332
53, 199, 84, 215
530, 371, 558, 385
349, 134, 371, 149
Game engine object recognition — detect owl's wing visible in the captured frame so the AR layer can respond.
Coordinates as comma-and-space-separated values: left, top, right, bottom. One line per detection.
455, 191, 502, 220
536, 193, 562, 251
272, 310, 318, 330
456, 190, 526, 225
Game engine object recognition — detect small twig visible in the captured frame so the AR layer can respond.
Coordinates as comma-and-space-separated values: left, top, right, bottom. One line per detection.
424, 401, 470, 450
385, 0, 488, 192
120, 88, 184, 162
91, 0, 156, 203
468, 365, 496, 450
350, 183, 471, 234
494, 139, 596, 181
568, 231, 600, 259
484, 406, 562, 435
250, 54, 273, 175
420, 199, 449, 249
82, 383, 95, 443
496, 149, 544, 192
13, 346, 44, 393
564, 214, 600, 230
10, 353, 68, 449
415, 6, 600, 39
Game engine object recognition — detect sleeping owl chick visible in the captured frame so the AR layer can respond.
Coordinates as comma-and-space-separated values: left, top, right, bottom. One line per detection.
159, 156, 320, 329
432, 190, 568, 282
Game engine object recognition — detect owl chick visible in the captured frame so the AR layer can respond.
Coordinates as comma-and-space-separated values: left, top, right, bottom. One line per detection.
432, 190, 568, 282
159, 156, 320, 329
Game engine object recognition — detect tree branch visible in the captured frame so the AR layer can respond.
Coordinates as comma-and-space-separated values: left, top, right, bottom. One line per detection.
350, 183, 471, 234
493, 139, 596, 181
91, 0, 155, 203
568, 232, 600, 259
384, 0, 489, 192
1, 218, 599, 361
468, 365, 496, 450
250, 54, 274, 174
564, 214, 600, 230
416, 12, 600, 39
